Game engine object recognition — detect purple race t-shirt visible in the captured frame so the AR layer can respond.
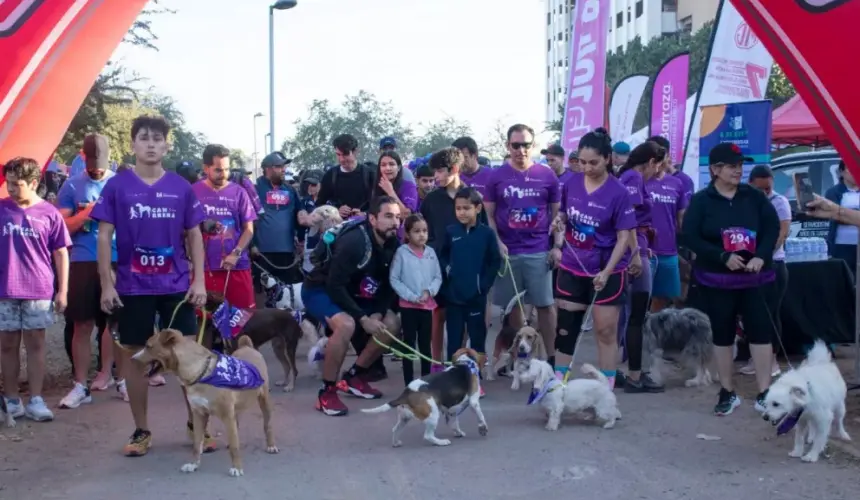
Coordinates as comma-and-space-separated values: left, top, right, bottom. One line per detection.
618, 169, 652, 255
0, 199, 71, 300
461, 167, 494, 200
486, 163, 561, 255
91, 170, 205, 296
646, 174, 689, 256
560, 173, 636, 276
557, 169, 574, 191
192, 182, 257, 272
673, 170, 695, 203
397, 179, 419, 213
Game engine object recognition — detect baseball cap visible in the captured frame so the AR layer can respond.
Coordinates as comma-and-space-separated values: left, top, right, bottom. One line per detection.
379, 136, 397, 149
83, 134, 110, 171
540, 143, 565, 157
709, 142, 753, 165
261, 152, 291, 168
748, 165, 773, 181
477, 156, 490, 167
613, 141, 631, 155
568, 150, 578, 160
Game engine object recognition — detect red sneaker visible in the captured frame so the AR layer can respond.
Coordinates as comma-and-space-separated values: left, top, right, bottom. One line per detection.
336, 375, 383, 400
480, 385, 486, 398
315, 386, 348, 416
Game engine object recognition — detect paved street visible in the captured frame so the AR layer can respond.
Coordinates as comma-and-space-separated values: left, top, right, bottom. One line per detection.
1, 321, 859, 500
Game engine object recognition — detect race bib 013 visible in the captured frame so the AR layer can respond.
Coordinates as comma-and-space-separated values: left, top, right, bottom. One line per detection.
131, 246, 174, 275
566, 221, 596, 250
508, 207, 540, 229
722, 227, 757, 253
358, 277, 379, 299
266, 190, 290, 206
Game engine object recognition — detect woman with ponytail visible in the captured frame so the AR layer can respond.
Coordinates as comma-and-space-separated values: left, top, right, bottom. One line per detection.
550, 128, 636, 389
616, 141, 665, 392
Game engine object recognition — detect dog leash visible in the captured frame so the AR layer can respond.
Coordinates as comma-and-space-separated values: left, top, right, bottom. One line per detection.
373, 327, 452, 366
252, 252, 301, 271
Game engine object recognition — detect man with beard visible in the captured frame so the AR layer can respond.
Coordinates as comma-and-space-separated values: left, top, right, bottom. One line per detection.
302, 196, 402, 416
193, 145, 257, 309
251, 152, 302, 289
58, 134, 120, 409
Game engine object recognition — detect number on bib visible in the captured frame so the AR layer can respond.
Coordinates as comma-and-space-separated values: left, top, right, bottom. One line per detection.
566, 221, 596, 250
721, 227, 757, 253
358, 277, 379, 299
131, 246, 174, 275
508, 207, 540, 229
266, 190, 290, 206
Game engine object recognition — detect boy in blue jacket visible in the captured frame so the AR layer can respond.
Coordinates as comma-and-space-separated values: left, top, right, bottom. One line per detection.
440, 187, 502, 374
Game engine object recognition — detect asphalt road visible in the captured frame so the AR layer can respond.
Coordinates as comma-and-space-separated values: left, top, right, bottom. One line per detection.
1, 322, 858, 500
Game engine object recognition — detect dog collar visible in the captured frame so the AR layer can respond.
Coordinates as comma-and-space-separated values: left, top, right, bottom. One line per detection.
528, 378, 561, 406
776, 408, 804, 435
516, 352, 529, 359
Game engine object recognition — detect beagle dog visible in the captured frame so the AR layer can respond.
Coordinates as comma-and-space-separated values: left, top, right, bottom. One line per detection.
362, 348, 489, 447
494, 326, 549, 391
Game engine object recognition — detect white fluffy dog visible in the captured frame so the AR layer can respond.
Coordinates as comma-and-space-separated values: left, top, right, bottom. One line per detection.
761, 341, 851, 463
520, 359, 621, 431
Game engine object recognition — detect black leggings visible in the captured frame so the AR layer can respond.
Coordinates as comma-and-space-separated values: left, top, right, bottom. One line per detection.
400, 308, 432, 384
626, 291, 650, 372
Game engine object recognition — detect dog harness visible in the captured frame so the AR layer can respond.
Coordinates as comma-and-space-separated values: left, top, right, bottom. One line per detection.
198, 354, 265, 390
444, 359, 482, 419
775, 382, 810, 436
528, 378, 562, 405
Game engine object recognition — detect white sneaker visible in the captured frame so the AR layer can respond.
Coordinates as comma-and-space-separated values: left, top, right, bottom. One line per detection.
4, 397, 25, 418
59, 383, 92, 409
738, 359, 756, 375
116, 379, 129, 402
148, 374, 166, 387
90, 371, 114, 391
25, 396, 54, 421
770, 362, 782, 378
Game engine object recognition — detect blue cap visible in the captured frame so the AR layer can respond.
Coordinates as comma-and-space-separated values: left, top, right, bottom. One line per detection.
379, 136, 396, 149
613, 142, 631, 154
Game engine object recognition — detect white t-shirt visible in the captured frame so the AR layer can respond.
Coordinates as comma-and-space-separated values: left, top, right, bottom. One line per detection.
835, 189, 860, 245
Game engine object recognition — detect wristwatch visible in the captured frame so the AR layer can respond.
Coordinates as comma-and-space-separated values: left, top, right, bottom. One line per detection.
231, 247, 243, 257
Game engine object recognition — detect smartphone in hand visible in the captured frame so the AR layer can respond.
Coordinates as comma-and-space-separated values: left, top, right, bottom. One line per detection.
793, 172, 815, 213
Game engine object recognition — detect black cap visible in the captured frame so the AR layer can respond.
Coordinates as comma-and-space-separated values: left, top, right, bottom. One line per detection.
261, 152, 291, 168
709, 142, 754, 165
748, 165, 773, 181
83, 134, 110, 171
541, 143, 565, 157
568, 150, 578, 160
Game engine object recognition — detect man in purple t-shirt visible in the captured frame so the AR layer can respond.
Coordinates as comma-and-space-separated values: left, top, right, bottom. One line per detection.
91, 115, 208, 458
485, 124, 560, 355
453, 136, 492, 200
0, 158, 71, 423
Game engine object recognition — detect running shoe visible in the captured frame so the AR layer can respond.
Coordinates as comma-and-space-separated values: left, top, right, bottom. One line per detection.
25, 397, 54, 422
116, 379, 129, 402
90, 371, 114, 391
59, 383, 92, 409
316, 386, 348, 416
148, 374, 166, 387
754, 390, 769, 413
738, 359, 782, 378
714, 388, 741, 416
337, 375, 383, 400
3, 397, 25, 418
623, 373, 665, 394
124, 429, 152, 457
186, 422, 218, 453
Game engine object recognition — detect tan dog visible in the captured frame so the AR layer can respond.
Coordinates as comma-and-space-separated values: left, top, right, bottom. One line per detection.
362, 347, 488, 447
133, 330, 278, 477
495, 326, 548, 391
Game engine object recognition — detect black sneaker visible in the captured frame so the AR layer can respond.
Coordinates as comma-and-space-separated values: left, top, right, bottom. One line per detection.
614, 372, 626, 389
623, 373, 665, 393
754, 389, 768, 413
714, 388, 741, 416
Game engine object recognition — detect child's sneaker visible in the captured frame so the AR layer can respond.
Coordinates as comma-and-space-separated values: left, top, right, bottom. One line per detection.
3, 397, 25, 418
25, 396, 54, 421
116, 379, 129, 402
90, 371, 114, 391
59, 383, 92, 409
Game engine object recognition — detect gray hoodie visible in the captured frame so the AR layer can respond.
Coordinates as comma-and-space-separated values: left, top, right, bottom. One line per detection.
389, 244, 443, 303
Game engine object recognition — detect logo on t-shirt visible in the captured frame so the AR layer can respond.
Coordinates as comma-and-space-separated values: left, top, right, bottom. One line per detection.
503, 186, 541, 199
204, 204, 232, 217
1, 222, 37, 238
128, 203, 176, 220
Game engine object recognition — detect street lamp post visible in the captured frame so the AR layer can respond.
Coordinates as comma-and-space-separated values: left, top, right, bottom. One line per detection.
264, 133, 272, 155
253, 112, 264, 177
269, 0, 297, 154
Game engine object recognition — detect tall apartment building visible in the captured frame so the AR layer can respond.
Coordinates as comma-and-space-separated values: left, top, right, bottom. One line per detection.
545, 0, 717, 124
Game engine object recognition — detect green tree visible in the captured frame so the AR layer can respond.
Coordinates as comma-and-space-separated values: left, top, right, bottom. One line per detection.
141, 93, 206, 165
482, 119, 510, 159
281, 90, 413, 168
100, 101, 158, 163
411, 117, 472, 158
766, 64, 796, 109
229, 148, 249, 170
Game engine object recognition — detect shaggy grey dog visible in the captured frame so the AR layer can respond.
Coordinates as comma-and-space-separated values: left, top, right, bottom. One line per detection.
643, 308, 716, 387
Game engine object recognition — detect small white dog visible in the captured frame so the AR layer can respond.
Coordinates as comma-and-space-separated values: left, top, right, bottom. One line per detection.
521, 359, 621, 431
762, 341, 851, 463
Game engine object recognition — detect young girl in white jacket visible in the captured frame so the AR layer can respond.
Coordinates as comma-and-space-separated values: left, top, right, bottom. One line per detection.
390, 213, 443, 384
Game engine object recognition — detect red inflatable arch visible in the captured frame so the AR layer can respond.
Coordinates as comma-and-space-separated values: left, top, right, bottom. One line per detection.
0, 0, 149, 196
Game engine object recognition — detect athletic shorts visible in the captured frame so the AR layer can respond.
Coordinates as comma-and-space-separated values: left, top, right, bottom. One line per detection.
302, 286, 380, 324
115, 293, 197, 347
651, 254, 681, 299
205, 269, 255, 309
0, 299, 55, 331
493, 252, 553, 308
628, 254, 654, 295
687, 281, 775, 347
66, 261, 113, 323
555, 268, 627, 306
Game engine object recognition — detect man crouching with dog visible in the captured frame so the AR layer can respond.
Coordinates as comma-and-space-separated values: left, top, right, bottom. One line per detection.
302, 196, 403, 416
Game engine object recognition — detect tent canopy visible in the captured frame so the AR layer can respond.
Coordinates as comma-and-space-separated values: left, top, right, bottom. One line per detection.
772, 95, 829, 147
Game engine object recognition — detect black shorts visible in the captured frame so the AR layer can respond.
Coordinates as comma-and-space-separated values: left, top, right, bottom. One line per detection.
687, 281, 775, 347
252, 252, 301, 292
115, 292, 198, 347
66, 262, 111, 323
555, 268, 627, 306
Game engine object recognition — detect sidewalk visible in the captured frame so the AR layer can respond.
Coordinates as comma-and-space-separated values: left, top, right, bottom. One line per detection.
1, 322, 858, 500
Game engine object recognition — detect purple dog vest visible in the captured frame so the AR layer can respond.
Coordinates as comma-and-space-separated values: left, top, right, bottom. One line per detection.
199, 354, 265, 390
